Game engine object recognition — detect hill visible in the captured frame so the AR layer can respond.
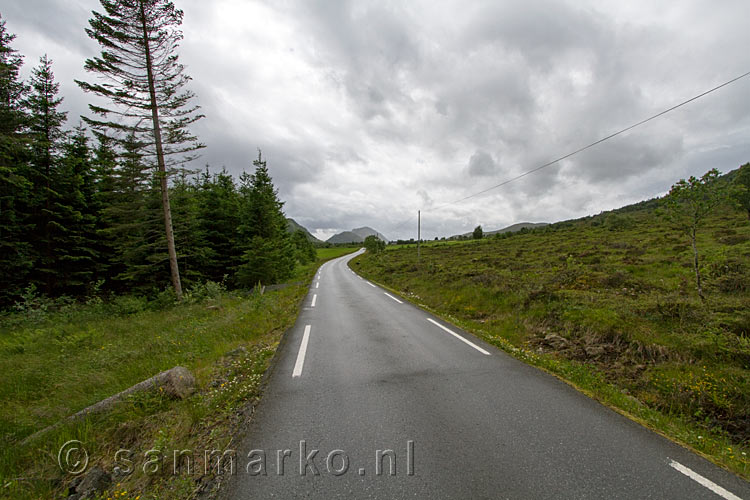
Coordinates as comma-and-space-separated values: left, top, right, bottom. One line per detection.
351, 167, 750, 477
327, 226, 388, 244
451, 221, 549, 239
286, 218, 322, 244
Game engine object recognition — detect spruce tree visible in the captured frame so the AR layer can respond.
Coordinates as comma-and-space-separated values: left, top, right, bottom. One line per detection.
77, 0, 205, 300
236, 151, 295, 286
102, 131, 162, 292
197, 167, 240, 283
0, 16, 32, 306
25, 55, 68, 294
51, 127, 98, 295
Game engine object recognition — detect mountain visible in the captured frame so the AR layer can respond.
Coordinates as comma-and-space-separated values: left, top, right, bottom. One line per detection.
451, 222, 548, 239
326, 226, 389, 244
286, 218, 322, 244
351, 226, 389, 241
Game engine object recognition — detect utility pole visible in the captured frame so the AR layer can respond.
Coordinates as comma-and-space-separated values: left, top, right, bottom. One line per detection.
417, 210, 421, 263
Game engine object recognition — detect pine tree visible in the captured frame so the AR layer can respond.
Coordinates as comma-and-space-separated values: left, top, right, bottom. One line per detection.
196, 167, 240, 283
90, 134, 119, 283
77, 0, 205, 300
236, 151, 295, 286
0, 16, 32, 306
25, 55, 68, 294
101, 131, 162, 292
51, 127, 98, 295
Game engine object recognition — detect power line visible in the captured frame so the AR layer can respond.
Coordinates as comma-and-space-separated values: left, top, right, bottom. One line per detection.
388, 69, 750, 235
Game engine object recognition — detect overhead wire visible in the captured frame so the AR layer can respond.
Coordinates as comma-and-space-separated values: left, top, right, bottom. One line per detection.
387, 69, 750, 237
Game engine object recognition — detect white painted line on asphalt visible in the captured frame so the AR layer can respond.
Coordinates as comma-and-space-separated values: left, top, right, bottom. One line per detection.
367, 282, 376, 288
358, 276, 363, 280
292, 325, 311, 378
311, 294, 317, 307
668, 460, 742, 500
384, 292, 403, 304
315, 282, 319, 289
426, 318, 491, 355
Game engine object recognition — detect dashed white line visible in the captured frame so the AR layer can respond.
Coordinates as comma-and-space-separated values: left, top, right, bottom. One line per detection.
315, 282, 319, 288
367, 282, 376, 288
384, 292, 403, 304
311, 294, 317, 307
668, 460, 742, 500
426, 318, 491, 355
292, 325, 311, 378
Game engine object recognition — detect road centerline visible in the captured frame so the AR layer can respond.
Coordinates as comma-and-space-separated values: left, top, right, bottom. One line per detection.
292, 325, 312, 378
426, 318, 491, 355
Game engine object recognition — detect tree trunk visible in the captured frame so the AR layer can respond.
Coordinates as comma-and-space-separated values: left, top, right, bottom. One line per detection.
139, 0, 183, 301
691, 225, 703, 300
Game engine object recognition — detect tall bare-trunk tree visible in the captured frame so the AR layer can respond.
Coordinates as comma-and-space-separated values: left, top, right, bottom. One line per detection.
77, 0, 204, 300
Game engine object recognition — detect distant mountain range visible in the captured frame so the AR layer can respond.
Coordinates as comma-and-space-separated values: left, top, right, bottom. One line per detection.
451, 222, 549, 239
286, 218, 322, 244
327, 226, 389, 244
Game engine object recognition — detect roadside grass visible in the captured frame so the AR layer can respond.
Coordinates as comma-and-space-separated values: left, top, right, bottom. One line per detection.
0, 256, 334, 499
351, 202, 750, 479
316, 246, 360, 260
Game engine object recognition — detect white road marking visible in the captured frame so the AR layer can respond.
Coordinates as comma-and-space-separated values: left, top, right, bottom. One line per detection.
367, 282, 376, 288
358, 276, 363, 280
384, 292, 403, 304
426, 318, 491, 355
668, 460, 742, 500
292, 325, 311, 378
315, 282, 319, 288
311, 294, 317, 307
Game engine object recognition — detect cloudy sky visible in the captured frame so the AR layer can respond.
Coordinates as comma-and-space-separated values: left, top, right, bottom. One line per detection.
3, 0, 750, 240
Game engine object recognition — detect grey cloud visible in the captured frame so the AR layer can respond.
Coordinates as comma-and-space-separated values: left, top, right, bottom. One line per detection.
467, 150, 497, 177
6, 0, 750, 241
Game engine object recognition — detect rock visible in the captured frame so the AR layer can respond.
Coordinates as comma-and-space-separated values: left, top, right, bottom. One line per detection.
162, 366, 196, 399
70, 466, 111, 500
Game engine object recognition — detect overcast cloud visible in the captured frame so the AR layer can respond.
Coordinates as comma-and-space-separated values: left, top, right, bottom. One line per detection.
3, 0, 750, 240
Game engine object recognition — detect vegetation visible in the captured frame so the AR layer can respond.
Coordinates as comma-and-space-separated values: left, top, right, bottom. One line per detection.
77, 0, 206, 300
473, 225, 483, 240
0, 246, 358, 499
663, 168, 729, 300
352, 168, 750, 478
0, 7, 306, 310
363, 234, 385, 254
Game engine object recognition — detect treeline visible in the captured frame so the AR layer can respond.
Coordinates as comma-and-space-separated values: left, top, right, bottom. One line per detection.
0, 14, 313, 308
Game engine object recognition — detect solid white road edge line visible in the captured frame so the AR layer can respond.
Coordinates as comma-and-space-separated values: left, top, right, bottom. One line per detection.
668, 460, 742, 500
367, 282, 376, 287
384, 292, 403, 304
292, 325, 311, 378
426, 318, 491, 355
311, 294, 317, 307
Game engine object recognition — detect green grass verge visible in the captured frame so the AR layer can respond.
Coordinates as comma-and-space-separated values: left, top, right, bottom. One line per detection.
0, 258, 334, 499
351, 203, 750, 479
316, 246, 360, 260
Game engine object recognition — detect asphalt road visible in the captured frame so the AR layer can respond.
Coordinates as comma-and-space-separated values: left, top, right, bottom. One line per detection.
224, 250, 749, 499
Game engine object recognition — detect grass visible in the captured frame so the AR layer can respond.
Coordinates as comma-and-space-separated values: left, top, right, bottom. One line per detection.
0, 253, 345, 499
351, 201, 750, 479
315, 246, 360, 260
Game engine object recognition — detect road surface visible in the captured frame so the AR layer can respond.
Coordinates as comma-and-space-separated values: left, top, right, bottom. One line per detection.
224, 250, 749, 499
